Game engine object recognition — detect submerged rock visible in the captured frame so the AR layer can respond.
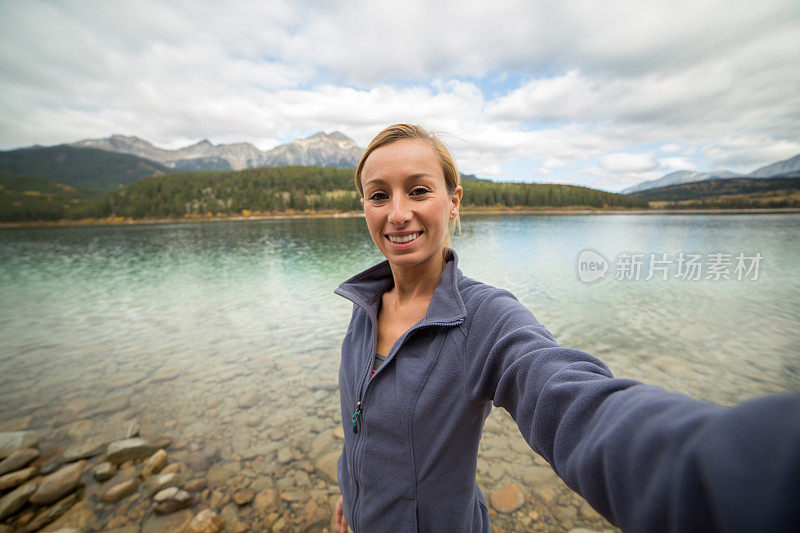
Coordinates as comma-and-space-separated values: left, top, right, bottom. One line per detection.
0, 481, 37, 520
100, 479, 139, 503
0, 431, 38, 459
30, 461, 85, 506
143, 472, 183, 498
61, 440, 105, 463
105, 438, 168, 464
153, 487, 192, 514
490, 483, 525, 513
0, 465, 38, 491
0, 448, 39, 475
139, 449, 168, 478
186, 509, 226, 533
92, 462, 116, 482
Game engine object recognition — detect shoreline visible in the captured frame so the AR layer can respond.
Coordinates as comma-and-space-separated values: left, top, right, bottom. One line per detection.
1, 207, 799, 229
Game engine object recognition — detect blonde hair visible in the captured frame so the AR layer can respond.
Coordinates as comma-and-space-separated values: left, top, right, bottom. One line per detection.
355, 124, 462, 257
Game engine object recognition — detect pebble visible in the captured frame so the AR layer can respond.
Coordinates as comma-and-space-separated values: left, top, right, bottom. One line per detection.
61, 440, 106, 463
0, 448, 39, 476
101, 479, 140, 503
106, 438, 166, 464
0, 465, 38, 491
30, 460, 85, 506
92, 461, 116, 482
24, 492, 78, 531
0, 431, 38, 459
490, 484, 525, 513
0, 481, 38, 521
315, 450, 339, 484
153, 487, 192, 514
140, 449, 168, 477
186, 453, 211, 472
143, 472, 183, 497
185, 478, 208, 492
253, 488, 279, 514
276, 447, 292, 464
186, 509, 226, 533
233, 488, 255, 506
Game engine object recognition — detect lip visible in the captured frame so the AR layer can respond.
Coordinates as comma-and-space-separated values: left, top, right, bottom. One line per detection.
385, 231, 423, 249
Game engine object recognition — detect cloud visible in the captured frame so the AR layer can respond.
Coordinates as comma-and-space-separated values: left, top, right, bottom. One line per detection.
0, 0, 797, 191
602, 153, 658, 173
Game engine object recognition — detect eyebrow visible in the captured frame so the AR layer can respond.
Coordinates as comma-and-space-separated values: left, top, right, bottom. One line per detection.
363, 173, 435, 187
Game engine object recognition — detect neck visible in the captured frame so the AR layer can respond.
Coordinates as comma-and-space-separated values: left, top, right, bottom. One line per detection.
387, 248, 447, 306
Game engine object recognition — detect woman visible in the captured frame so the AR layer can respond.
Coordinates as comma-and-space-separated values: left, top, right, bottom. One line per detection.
332, 124, 799, 533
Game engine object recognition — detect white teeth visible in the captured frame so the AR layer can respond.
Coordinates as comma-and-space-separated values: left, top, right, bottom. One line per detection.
388, 232, 421, 244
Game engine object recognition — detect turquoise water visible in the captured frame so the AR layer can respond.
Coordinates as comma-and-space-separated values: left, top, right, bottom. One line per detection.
0, 213, 798, 530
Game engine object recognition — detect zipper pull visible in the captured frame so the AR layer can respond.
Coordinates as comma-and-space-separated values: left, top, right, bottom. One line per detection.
352, 401, 362, 433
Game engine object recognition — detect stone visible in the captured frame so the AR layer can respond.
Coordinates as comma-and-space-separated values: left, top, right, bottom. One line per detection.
105, 438, 163, 464
143, 472, 183, 497
301, 499, 329, 531
316, 450, 339, 484
185, 478, 207, 492
61, 440, 105, 463
272, 516, 286, 532
22, 493, 77, 531
280, 490, 304, 502
309, 430, 335, 459
186, 509, 226, 533
153, 487, 192, 514
101, 479, 139, 503
0, 481, 37, 520
30, 461, 85, 506
333, 426, 344, 439
151, 367, 182, 383
207, 462, 238, 487
106, 515, 130, 528
490, 484, 525, 513
40, 499, 99, 532
92, 462, 116, 482
0, 465, 38, 491
0, 431, 38, 459
186, 453, 211, 472
276, 447, 292, 464
253, 488, 279, 514
233, 488, 255, 506
140, 508, 192, 533
0, 448, 39, 475
237, 391, 260, 408
140, 449, 168, 477
161, 462, 182, 475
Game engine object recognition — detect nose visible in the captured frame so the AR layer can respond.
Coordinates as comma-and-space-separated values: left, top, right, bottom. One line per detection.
387, 195, 412, 226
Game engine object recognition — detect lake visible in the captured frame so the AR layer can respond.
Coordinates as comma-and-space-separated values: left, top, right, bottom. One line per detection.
1, 213, 798, 531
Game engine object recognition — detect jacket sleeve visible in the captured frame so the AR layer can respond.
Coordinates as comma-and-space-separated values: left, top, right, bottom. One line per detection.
463, 287, 800, 533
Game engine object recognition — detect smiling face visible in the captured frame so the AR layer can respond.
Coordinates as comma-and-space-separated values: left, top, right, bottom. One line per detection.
360, 139, 462, 270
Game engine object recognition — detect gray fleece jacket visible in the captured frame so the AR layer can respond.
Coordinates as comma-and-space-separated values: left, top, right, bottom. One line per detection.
333, 248, 800, 532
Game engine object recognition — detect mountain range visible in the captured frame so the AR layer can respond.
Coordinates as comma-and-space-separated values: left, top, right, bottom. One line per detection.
621, 153, 800, 194
71, 131, 365, 172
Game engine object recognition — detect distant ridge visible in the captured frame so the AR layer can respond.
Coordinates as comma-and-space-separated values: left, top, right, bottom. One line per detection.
71, 131, 365, 172
622, 152, 800, 194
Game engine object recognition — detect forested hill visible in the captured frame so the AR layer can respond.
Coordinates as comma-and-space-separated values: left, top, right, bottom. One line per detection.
0, 145, 168, 191
73, 166, 646, 219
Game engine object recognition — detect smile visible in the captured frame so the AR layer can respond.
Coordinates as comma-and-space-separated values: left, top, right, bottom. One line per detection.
387, 232, 422, 244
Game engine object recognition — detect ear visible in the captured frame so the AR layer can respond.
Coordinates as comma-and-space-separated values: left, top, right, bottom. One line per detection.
449, 186, 463, 217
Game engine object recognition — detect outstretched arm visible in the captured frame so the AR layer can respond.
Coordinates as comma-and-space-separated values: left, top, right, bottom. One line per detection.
464, 287, 800, 532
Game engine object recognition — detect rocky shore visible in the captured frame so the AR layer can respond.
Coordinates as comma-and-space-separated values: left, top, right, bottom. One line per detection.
1, 401, 619, 533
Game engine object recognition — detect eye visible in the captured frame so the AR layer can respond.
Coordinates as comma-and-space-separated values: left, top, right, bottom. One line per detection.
410, 187, 429, 196
368, 192, 388, 201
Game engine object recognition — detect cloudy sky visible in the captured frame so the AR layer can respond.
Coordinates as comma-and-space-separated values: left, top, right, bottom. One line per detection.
1, 0, 798, 191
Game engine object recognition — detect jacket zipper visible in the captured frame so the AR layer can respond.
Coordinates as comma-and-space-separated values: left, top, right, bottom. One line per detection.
349, 315, 464, 531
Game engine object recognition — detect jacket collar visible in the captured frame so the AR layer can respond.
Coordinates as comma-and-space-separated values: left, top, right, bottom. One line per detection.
334, 247, 467, 325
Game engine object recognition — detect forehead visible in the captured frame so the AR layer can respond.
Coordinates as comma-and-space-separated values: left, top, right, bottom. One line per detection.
361, 139, 443, 186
